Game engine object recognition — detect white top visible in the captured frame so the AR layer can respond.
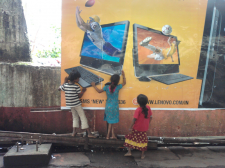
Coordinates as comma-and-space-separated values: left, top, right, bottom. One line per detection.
60, 83, 81, 107
86, 22, 105, 50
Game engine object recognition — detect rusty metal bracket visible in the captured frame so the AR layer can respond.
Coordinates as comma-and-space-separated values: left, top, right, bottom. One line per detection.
36, 141, 38, 151
84, 130, 89, 150
16, 142, 19, 152
39, 136, 42, 145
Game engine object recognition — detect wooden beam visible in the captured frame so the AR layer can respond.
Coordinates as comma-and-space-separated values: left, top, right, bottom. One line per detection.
0, 131, 157, 149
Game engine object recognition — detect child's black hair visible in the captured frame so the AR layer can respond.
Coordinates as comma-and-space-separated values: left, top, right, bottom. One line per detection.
137, 94, 148, 118
110, 74, 120, 93
68, 70, 81, 82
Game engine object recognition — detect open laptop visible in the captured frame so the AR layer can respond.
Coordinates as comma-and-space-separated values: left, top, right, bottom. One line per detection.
197, 0, 225, 108
133, 23, 193, 85
79, 20, 130, 75
64, 66, 104, 88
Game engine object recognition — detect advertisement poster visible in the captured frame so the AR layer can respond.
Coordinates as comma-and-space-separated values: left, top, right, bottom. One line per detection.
61, 0, 225, 110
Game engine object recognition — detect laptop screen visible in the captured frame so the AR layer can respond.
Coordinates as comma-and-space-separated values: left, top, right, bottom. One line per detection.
80, 24, 126, 63
136, 27, 179, 65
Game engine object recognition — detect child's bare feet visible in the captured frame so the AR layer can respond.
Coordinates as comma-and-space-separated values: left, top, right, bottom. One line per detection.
110, 136, 117, 140
87, 133, 96, 138
88, 135, 96, 138
72, 132, 77, 137
124, 152, 132, 156
141, 155, 145, 159
106, 136, 110, 140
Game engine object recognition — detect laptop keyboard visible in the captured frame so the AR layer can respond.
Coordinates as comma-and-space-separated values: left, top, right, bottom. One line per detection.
151, 74, 193, 85
71, 66, 104, 84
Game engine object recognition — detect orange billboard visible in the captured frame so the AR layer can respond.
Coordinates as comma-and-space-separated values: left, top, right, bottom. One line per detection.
61, 0, 225, 109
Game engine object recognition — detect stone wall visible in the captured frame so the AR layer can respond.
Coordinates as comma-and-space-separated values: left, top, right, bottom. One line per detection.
0, 0, 30, 62
0, 63, 60, 107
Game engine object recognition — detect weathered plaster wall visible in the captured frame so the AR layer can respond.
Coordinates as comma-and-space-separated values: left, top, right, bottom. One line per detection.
105, 109, 225, 137
0, 0, 30, 62
0, 63, 60, 107
1, 63, 225, 136
1, 107, 225, 137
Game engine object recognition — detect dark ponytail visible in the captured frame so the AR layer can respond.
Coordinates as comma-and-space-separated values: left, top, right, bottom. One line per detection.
110, 83, 116, 93
110, 74, 120, 93
137, 94, 148, 118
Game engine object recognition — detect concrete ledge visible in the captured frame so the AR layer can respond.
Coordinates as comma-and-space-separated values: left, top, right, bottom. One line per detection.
4, 144, 52, 167
0, 63, 61, 107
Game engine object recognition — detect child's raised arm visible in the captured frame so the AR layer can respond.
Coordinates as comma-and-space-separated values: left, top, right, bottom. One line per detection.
91, 82, 104, 93
58, 76, 69, 91
122, 70, 126, 86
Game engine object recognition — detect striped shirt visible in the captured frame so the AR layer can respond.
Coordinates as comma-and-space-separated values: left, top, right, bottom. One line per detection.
60, 83, 81, 107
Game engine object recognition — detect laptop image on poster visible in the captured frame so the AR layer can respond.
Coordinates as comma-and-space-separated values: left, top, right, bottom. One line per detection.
64, 66, 104, 88
79, 20, 130, 75
133, 23, 193, 85
197, 0, 225, 108
64, 20, 130, 87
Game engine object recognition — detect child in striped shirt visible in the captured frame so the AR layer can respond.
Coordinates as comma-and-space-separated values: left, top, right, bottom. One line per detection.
58, 70, 95, 137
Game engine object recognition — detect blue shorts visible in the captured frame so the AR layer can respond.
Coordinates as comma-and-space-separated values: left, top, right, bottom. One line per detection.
103, 42, 121, 57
